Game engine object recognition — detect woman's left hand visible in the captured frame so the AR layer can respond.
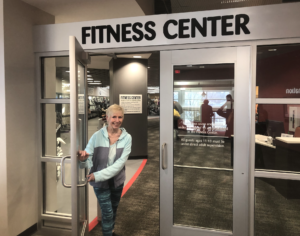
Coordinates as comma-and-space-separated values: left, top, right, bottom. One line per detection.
87, 173, 95, 182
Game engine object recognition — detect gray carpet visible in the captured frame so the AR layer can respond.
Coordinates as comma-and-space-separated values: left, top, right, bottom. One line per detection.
89, 118, 300, 236
255, 178, 300, 236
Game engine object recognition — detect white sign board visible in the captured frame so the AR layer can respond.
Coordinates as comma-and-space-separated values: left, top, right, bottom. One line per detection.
119, 94, 142, 114
78, 94, 85, 114
33, 3, 300, 52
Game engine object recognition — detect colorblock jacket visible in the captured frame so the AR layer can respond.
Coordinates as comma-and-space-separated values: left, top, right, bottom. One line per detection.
79, 126, 132, 188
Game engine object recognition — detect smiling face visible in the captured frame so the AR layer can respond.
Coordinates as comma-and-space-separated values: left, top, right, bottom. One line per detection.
107, 110, 124, 130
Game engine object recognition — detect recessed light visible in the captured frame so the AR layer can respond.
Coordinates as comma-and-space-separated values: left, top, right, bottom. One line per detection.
87, 75, 92, 77
268, 49, 277, 51
148, 67, 150, 68
133, 56, 142, 58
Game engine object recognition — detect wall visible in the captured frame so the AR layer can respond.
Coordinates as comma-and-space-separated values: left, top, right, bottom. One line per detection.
110, 58, 148, 157
0, 0, 8, 235
3, 0, 54, 235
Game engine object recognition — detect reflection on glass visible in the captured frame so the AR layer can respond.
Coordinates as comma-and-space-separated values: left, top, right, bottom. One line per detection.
256, 44, 300, 98
174, 64, 234, 169
44, 162, 71, 215
174, 168, 233, 230
43, 57, 70, 99
255, 178, 300, 236
44, 104, 70, 157
255, 104, 300, 172
173, 64, 234, 230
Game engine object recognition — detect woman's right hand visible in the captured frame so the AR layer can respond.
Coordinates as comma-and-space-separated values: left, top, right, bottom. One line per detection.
77, 150, 89, 161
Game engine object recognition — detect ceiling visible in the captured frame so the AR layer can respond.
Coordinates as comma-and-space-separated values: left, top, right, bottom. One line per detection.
21, 0, 150, 23
86, 52, 160, 87
21, 0, 299, 24
155, 0, 299, 14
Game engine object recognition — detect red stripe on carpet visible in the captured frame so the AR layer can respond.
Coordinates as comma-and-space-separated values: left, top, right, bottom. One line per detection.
121, 159, 147, 197
89, 217, 99, 231
89, 159, 148, 232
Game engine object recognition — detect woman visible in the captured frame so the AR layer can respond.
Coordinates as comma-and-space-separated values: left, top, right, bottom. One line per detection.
78, 104, 132, 236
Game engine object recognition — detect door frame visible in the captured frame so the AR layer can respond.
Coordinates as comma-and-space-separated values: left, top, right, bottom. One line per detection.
159, 46, 251, 236
35, 46, 89, 235
35, 37, 300, 236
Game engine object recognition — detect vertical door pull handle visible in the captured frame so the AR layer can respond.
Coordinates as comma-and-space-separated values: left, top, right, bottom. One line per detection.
61, 155, 71, 188
162, 143, 167, 170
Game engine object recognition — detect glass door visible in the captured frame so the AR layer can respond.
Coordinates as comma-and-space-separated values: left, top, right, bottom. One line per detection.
68, 36, 89, 236
38, 36, 88, 236
160, 47, 251, 236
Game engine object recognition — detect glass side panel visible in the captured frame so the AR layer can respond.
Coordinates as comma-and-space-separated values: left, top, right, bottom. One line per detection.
173, 64, 234, 230
255, 178, 300, 236
174, 168, 233, 231
42, 57, 70, 99
43, 104, 70, 157
255, 104, 300, 172
256, 44, 300, 98
43, 162, 71, 215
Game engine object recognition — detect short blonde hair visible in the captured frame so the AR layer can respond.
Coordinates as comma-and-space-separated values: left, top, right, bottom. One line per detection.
106, 104, 124, 118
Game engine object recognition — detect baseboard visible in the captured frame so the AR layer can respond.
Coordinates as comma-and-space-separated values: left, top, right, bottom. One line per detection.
17, 223, 37, 236
128, 155, 148, 160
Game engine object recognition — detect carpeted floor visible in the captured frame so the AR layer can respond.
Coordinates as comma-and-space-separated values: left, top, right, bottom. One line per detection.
89, 118, 300, 236
255, 178, 300, 236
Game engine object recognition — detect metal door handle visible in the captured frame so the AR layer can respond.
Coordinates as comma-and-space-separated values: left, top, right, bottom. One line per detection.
61, 155, 89, 188
61, 155, 71, 188
162, 143, 167, 170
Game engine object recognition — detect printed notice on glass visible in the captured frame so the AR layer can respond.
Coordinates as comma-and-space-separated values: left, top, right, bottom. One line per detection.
78, 94, 85, 114
119, 94, 142, 114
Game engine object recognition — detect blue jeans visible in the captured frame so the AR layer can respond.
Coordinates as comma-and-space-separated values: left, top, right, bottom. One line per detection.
94, 179, 124, 236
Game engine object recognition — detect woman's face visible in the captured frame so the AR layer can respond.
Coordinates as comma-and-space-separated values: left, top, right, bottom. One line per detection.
107, 110, 124, 129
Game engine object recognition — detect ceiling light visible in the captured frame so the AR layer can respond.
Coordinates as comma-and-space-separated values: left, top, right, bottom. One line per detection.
89, 82, 102, 84
148, 67, 150, 68
66, 71, 70, 73
268, 49, 277, 51
199, 66, 205, 68
87, 71, 90, 73
87, 79, 93, 81
187, 65, 193, 67
133, 56, 141, 58
177, 82, 189, 85
87, 75, 92, 77
180, 88, 186, 90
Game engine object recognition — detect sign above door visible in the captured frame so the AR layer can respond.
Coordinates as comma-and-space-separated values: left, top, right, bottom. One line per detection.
33, 3, 300, 52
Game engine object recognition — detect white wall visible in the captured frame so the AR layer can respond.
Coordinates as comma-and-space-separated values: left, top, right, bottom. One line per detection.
0, 0, 8, 235
3, 0, 54, 235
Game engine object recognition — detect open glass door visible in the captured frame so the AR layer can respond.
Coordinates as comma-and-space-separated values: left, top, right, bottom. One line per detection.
38, 36, 88, 236
67, 36, 89, 235
160, 47, 251, 236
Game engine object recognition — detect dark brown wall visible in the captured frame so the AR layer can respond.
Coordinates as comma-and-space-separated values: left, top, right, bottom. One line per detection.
110, 58, 148, 158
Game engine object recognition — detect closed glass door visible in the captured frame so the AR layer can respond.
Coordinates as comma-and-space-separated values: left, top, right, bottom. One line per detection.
160, 47, 251, 236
